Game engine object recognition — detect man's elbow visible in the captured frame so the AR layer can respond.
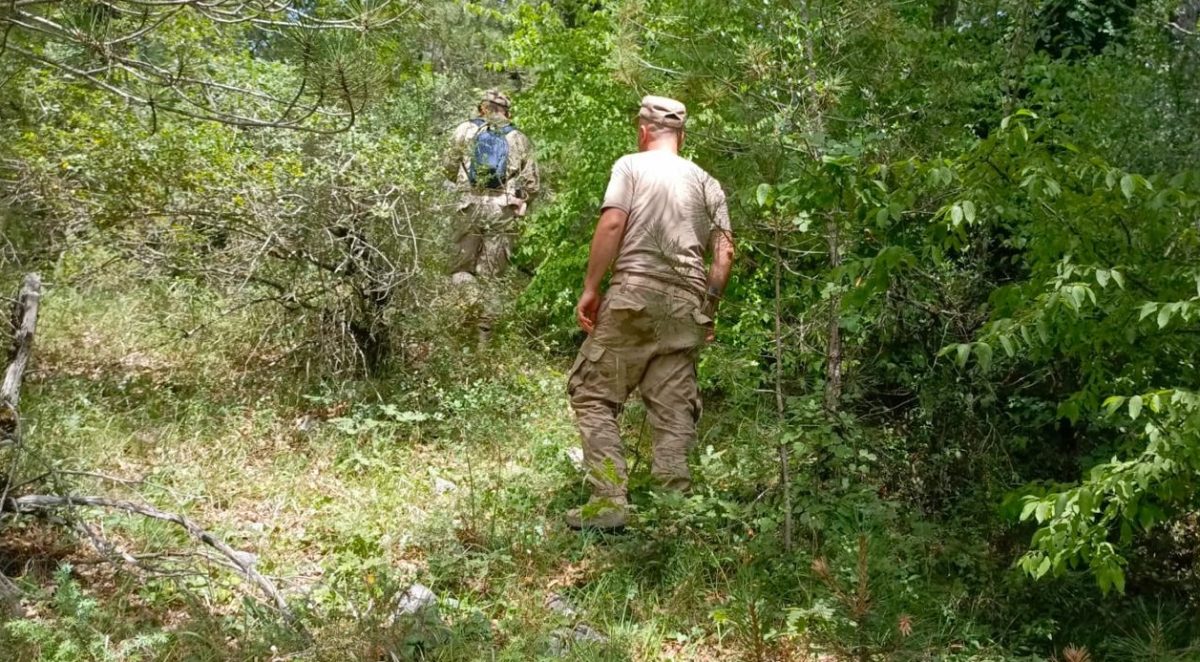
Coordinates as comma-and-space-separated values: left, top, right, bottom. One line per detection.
597, 210, 628, 235
718, 239, 735, 265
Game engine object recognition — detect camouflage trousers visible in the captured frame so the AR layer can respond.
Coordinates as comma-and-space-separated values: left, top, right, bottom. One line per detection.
449, 193, 518, 334
567, 274, 713, 498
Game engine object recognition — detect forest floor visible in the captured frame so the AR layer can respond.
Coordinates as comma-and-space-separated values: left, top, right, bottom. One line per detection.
4, 279, 809, 661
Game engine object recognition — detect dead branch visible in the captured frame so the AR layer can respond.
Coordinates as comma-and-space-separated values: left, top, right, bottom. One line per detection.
0, 573, 19, 615
2, 494, 296, 623
0, 0, 410, 131
2, 273, 40, 446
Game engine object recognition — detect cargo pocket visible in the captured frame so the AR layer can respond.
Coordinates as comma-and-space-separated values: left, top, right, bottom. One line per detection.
567, 339, 607, 397
690, 309, 714, 346
597, 290, 650, 347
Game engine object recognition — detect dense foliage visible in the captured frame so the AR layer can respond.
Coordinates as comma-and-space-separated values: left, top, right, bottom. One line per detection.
3, 0, 1200, 659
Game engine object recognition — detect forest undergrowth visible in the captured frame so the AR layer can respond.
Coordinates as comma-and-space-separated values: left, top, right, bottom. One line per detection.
4, 0, 1200, 660
0, 258, 1172, 662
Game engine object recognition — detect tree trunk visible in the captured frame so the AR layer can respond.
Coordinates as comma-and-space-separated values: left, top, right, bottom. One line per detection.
773, 223, 793, 553
824, 221, 843, 414
934, 0, 958, 28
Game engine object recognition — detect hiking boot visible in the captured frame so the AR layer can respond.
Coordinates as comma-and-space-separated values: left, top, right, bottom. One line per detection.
565, 496, 628, 531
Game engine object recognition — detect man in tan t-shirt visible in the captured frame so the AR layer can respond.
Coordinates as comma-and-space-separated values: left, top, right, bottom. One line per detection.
565, 95, 734, 530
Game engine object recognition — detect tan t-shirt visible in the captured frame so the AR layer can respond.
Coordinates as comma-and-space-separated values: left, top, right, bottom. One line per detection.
601, 151, 731, 294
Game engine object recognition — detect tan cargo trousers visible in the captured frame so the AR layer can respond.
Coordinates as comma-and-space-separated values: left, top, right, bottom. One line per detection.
567, 274, 712, 498
449, 192, 518, 334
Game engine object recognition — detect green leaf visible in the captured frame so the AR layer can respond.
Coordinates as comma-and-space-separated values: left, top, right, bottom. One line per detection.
999, 335, 1015, 357
1139, 302, 1157, 321
1120, 174, 1135, 200
1157, 304, 1173, 329
1036, 319, 1050, 344
1095, 269, 1110, 288
962, 200, 976, 223
1078, 488, 1094, 514
756, 183, 775, 208
974, 342, 993, 372
955, 343, 970, 369
1111, 270, 1125, 289
1035, 556, 1051, 579
1129, 395, 1143, 420
1019, 500, 1038, 522
1103, 395, 1126, 416
950, 204, 963, 226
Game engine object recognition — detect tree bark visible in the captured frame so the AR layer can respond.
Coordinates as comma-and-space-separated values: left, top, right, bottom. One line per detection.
934, 0, 958, 28
824, 221, 843, 414
774, 223, 793, 553
2, 273, 41, 445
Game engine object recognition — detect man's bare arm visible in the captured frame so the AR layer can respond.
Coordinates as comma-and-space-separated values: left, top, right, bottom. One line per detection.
707, 228, 734, 297
576, 207, 628, 333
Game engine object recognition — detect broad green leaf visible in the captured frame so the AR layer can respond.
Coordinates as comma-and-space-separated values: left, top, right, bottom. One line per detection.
756, 183, 776, 208
974, 342, 993, 372
1157, 304, 1173, 329
1129, 395, 1143, 420
1036, 319, 1050, 344
1019, 500, 1038, 521
999, 335, 1015, 357
1103, 395, 1126, 416
962, 200, 976, 223
1120, 174, 1135, 199
1078, 488, 1094, 514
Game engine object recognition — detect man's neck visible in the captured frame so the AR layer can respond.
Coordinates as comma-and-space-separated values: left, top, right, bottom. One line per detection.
641, 141, 678, 154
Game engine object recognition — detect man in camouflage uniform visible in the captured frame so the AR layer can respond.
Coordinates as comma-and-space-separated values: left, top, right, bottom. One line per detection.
566, 96, 735, 530
442, 89, 539, 343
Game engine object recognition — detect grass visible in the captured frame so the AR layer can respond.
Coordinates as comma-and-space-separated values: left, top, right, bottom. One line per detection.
1, 275, 786, 661
2, 270, 1072, 661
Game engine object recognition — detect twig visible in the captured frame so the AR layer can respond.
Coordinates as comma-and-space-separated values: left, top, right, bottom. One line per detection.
3, 494, 297, 624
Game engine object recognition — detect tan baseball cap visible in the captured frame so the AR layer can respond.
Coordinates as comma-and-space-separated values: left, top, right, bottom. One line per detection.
638, 95, 687, 128
481, 89, 511, 109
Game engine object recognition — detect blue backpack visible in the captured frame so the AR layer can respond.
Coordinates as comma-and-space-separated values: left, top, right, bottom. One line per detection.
467, 118, 517, 190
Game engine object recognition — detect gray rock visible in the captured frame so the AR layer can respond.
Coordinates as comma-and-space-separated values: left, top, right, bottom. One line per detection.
396, 582, 438, 616
564, 447, 585, 471
544, 592, 578, 618
433, 477, 458, 495
292, 414, 319, 433
548, 623, 608, 656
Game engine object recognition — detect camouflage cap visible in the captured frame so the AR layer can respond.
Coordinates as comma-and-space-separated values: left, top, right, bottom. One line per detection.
481, 89, 511, 109
638, 95, 687, 129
